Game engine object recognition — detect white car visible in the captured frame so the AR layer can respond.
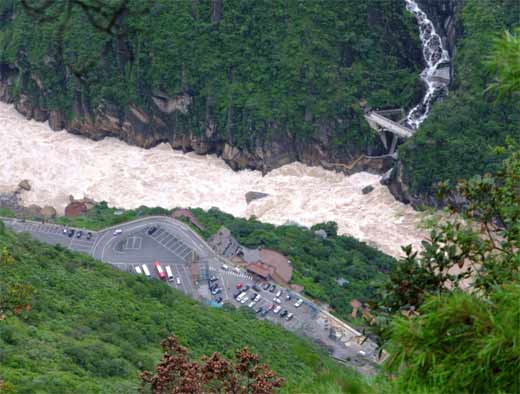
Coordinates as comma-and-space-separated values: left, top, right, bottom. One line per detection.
273, 298, 281, 304
294, 298, 304, 308
113, 229, 123, 236
221, 264, 229, 270
273, 305, 281, 314
237, 292, 247, 301
176, 277, 181, 285
234, 266, 240, 273
240, 297, 249, 304
275, 290, 282, 298
248, 301, 256, 308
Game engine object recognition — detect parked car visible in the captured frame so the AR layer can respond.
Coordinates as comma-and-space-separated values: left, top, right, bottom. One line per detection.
63, 228, 68, 235
252, 284, 260, 292
240, 297, 248, 304
147, 226, 157, 235
253, 294, 261, 302
286, 292, 292, 301
113, 229, 122, 236
176, 277, 181, 285
248, 301, 256, 308
273, 306, 281, 314
280, 309, 288, 318
255, 306, 264, 314
221, 264, 229, 270
68, 229, 75, 238
269, 284, 276, 292
275, 290, 282, 298
286, 313, 294, 321
262, 283, 270, 290
266, 303, 274, 311
273, 298, 281, 304
294, 298, 304, 308
234, 266, 240, 273
233, 290, 242, 299
76, 230, 82, 239
86, 232, 92, 240
211, 288, 222, 295
243, 285, 250, 292
215, 296, 223, 304
236, 283, 243, 289
209, 275, 218, 282
261, 309, 269, 316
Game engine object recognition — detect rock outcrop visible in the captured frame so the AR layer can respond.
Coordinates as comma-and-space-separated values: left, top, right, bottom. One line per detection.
245, 191, 270, 204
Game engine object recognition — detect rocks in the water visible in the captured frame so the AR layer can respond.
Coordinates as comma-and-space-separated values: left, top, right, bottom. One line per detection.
245, 191, 270, 204
17, 179, 31, 191
362, 185, 374, 195
41, 206, 57, 218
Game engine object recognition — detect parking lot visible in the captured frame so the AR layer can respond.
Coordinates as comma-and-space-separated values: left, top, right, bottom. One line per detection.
206, 262, 317, 332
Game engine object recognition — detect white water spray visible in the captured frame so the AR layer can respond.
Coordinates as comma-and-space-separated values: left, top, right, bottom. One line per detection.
405, 0, 450, 129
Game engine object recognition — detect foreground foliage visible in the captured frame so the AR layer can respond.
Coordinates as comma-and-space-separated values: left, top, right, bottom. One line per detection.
379, 150, 520, 393
0, 224, 369, 394
140, 336, 284, 394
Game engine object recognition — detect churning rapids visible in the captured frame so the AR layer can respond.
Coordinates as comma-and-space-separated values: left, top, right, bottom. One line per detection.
0, 102, 426, 258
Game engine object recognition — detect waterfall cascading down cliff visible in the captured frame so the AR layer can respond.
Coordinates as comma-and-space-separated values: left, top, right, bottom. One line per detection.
405, 0, 451, 129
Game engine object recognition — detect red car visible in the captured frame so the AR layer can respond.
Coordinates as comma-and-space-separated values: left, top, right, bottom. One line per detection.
236, 283, 243, 289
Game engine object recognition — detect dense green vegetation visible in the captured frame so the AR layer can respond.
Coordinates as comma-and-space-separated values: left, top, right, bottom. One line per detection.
0, 0, 421, 151
400, 0, 520, 196
379, 149, 520, 393
0, 222, 370, 394
53, 203, 394, 324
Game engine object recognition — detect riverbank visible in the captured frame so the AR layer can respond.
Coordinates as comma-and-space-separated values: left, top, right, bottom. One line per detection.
0, 102, 428, 258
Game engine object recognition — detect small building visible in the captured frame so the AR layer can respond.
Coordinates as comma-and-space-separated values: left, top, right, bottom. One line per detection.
245, 248, 293, 286
64, 202, 87, 217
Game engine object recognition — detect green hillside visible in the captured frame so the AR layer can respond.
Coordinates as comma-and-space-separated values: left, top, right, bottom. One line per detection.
399, 0, 520, 197
0, 0, 421, 155
0, 221, 371, 394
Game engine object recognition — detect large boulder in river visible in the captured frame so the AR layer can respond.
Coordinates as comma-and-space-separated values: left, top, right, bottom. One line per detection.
18, 179, 31, 191
41, 206, 57, 219
362, 185, 374, 195
245, 191, 270, 204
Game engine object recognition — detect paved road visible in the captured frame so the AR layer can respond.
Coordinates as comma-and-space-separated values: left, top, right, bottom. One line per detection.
0, 215, 380, 373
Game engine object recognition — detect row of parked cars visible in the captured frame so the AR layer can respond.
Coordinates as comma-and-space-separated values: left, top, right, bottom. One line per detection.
232, 281, 304, 320
63, 228, 92, 240
208, 276, 223, 304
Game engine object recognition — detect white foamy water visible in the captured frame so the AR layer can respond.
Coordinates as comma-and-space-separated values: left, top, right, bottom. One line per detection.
0, 102, 426, 257
405, 0, 450, 129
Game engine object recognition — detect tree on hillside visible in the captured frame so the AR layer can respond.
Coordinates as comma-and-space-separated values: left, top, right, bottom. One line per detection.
381, 147, 520, 312
375, 149, 520, 393
139, 336, 284, 394
485, 27, 520, 102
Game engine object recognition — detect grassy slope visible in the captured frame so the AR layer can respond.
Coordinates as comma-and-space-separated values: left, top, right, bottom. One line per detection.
53, 203, 395, 324
0, 221, 373, 394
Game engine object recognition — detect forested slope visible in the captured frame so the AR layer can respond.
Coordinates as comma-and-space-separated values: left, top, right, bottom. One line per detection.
0, 222, 370, 394
398, 0, 519, 200
0, 0, 422, 171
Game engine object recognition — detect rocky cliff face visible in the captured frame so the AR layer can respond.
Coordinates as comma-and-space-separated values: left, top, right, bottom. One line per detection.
0, 61, 393, 176
387, 0, 464, 208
